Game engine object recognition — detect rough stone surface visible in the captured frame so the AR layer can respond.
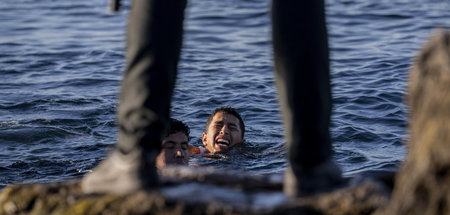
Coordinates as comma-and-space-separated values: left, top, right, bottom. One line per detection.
375, 30, 450, 215
0, 167, 390, 215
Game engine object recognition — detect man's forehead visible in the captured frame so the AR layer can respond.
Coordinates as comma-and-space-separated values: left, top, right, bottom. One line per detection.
212, 112, 240, 123
163, 131, 188, 142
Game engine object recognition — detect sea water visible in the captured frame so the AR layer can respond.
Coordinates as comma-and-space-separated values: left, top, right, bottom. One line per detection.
0, 0, 449, 189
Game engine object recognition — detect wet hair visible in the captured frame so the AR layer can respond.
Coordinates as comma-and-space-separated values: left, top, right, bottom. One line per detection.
166, 118, 190, 141
205, 106, 245, 138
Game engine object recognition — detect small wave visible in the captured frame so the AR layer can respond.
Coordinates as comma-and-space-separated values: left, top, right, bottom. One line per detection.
1, 121, 20, 127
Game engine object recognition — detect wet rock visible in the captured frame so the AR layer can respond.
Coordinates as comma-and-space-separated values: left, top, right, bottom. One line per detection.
0, 167, 390, 215
376, 30, 450, 215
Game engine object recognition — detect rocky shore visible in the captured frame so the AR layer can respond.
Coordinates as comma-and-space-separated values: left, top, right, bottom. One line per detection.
1, 31, 448, 215
0, 167, 391, 215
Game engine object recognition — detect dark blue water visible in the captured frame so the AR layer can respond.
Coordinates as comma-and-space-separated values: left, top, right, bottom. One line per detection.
0, 0, 449, 189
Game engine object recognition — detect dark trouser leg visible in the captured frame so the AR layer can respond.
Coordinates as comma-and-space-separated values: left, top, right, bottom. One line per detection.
82, 0, 186, 194
271, 0, 343, 197
117, 0, 186, 154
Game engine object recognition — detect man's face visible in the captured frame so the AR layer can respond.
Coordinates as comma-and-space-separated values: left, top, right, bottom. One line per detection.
156, 131, 189, 168
202, 112, 244, 153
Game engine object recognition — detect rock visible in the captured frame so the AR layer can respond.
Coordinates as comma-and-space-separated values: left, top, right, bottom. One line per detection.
280, 179, 390, 215
375, 30, 450, 215
0, 167, 390, 215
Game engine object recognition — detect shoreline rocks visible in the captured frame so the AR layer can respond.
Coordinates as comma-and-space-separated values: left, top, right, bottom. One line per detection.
0, 167, 390, 215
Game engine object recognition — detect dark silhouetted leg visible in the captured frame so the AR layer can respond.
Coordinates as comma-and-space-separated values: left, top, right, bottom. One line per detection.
271, 0, 344, 197
82, 0, 186, 194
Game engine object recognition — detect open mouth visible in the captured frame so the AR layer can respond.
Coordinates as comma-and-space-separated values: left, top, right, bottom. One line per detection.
216, 138, 230, 146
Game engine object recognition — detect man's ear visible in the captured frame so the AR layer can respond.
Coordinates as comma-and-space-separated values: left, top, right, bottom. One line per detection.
202, 132, 208, 146
241, 138, 246, 143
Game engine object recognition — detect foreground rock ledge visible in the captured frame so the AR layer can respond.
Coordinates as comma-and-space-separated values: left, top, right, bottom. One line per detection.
0, 167, 390, 215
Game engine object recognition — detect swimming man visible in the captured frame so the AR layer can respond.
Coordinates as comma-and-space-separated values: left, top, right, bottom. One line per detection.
156, 118, 190, 168
189, 106, 245, 155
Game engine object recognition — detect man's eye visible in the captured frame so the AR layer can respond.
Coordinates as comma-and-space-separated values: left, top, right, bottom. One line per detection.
163, 143, 174, 149
181, 143, 188, 150
229, 125, 238, 131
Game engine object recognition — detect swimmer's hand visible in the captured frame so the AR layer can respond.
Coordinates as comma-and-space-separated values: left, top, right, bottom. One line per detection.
188, 145, 209, 155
